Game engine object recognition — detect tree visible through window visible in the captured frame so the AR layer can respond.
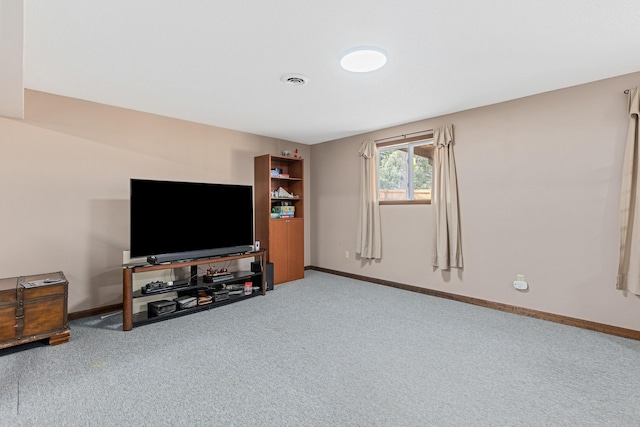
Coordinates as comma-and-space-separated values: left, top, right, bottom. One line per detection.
378, 140, 433, 203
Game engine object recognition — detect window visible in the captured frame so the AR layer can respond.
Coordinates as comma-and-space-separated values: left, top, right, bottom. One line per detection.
378, 138, 433, 204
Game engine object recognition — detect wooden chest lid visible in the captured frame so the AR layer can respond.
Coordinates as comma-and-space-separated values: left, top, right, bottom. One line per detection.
19, 271, 67, 288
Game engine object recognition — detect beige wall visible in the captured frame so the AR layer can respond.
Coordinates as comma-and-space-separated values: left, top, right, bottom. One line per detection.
0, 0, 24, 118
310, 71, 640, 332
4, 72, 640, 332
0, 90, 310, 312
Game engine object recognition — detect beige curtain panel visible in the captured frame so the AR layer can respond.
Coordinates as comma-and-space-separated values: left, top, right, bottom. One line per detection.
617, 86, 640, 295
356, 140, 382, 259
432, 124, 463, 269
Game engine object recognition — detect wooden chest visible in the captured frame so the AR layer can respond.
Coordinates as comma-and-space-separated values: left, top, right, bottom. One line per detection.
0, 271, 70, 349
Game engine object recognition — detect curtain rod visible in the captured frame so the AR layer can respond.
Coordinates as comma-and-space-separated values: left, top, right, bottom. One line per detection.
374, 129, 433, 143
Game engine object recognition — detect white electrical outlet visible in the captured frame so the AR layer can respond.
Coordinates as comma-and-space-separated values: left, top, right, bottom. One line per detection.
345, 250, 350, 259
513, 280, 528, 290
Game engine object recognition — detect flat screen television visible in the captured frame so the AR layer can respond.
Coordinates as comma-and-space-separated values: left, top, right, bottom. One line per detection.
130, 179, 254, 263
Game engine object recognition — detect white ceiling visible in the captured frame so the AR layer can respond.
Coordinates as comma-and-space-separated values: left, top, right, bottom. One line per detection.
23, 1, 640, 145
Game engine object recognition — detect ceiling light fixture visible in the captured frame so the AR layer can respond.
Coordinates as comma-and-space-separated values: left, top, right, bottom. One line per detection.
340, 47, 387, 73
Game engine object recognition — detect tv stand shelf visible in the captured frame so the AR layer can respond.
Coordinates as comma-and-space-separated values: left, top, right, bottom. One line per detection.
132, 289, 261, 327
122, 251, 265, 331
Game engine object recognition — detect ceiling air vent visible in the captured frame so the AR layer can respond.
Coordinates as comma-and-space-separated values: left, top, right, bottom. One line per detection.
281, 74, 309, 86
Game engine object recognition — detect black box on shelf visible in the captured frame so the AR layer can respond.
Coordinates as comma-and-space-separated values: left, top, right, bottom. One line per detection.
148, 300, 177, 317
213, 289, 229, 302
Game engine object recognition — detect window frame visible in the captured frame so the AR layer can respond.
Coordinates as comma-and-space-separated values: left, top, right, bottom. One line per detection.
377, 134, 434, 205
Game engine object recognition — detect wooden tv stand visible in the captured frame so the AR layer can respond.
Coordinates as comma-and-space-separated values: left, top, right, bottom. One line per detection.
122, 251, 265, 331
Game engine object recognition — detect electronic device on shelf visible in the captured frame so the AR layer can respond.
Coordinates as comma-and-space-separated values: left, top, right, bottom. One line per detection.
212, 274, 233, 282
148, 300, 177, 317
203, 268, 234, 283
212, 289, 229, 302
174, 295, 197, 309
141, 280, 190, 294
130, 179, 254, 265
205, 277, 233, 285
142, 280, 165, 293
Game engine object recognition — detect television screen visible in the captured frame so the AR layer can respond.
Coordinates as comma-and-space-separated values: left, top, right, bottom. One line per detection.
130, 179, 253, 261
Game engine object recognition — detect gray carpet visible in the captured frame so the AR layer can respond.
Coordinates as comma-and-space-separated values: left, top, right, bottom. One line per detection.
1, 270, 640, 426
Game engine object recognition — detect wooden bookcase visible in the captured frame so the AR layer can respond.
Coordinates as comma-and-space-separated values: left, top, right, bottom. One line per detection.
254, 154, 304, 284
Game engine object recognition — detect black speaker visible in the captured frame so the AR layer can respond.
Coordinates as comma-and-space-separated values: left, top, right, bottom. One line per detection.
250, 261, 261, 272
265, 262, 274, 291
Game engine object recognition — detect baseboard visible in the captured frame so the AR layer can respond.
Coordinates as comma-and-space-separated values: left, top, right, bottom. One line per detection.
306, 266, 640, 341
68, 303, 123, 321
